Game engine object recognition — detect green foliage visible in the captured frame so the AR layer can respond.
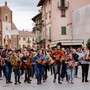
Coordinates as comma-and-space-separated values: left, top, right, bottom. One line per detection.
86, 38, 90, 50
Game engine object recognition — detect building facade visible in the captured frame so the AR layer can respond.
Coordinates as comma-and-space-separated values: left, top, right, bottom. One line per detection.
0, 2, 18, 49
18, 31, 35, 49
72, 5, 90, 46
32, 13, 43, 49
36, 0, 90, 48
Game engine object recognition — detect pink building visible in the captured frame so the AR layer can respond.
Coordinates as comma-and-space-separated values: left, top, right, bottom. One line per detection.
37, 0, 90, 48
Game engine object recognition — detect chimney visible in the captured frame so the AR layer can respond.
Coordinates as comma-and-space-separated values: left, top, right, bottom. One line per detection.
5, 1, 7, 6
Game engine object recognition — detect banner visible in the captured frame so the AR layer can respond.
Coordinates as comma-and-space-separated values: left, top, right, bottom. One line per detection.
5, 30, 19, 35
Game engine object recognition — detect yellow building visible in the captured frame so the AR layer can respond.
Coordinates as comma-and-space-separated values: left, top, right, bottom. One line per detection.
18, 31, 35, 49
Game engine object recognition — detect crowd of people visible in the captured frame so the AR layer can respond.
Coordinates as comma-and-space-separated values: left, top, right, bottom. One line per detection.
0, 43, 90, 85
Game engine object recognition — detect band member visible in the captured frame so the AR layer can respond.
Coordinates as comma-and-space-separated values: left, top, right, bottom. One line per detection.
34, 49, 46, 85
22, 51, 31, 83
5, 49, 13, 84
51, 43, 65, 84
61, 48, 67, 81
72, 49, 79, 78
65, 51, 77, 84
42, 51, 49, 83
0, 54, 3, 80
12, 52, 22, 85
78, 48, 89, 82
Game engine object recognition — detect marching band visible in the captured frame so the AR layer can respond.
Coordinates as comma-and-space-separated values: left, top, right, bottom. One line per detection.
0, 43, 90, 85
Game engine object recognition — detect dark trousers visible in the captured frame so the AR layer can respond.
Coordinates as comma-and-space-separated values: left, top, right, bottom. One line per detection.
25, 68, 30, 82
0, 65, 2, 77
43, 65, 48, 81
75, 66, 78, 77
14, 68, 20, 83
61, 62, 68, 81
37, 65, 42, 82
53, 62, 62, 82
5, 65, 12, 82
81, 64, 89, 81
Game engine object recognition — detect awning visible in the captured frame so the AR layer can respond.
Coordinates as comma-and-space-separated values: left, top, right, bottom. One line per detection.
51, 39, 84, 47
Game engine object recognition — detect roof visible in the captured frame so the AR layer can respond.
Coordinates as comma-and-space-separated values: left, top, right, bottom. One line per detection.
19, 31, 35, 37
32, 13, 42, 22
37, 0, 45, 6
11, 22, 17, 30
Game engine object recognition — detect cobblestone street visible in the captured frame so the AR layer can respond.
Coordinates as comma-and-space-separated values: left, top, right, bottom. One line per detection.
0, 66, 90, 90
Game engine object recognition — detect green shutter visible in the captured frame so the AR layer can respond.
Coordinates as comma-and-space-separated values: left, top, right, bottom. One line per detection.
61, 26, 66, 35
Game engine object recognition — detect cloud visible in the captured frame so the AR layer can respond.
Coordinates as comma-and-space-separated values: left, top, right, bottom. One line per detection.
0, 0, 40, 31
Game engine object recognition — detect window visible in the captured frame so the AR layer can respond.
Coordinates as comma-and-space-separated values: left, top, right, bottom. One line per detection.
61, 9, 66, 17
49, 27, 51, 40
45, 13, 47, 19
4, 14, 8, 22
49, 0, 51, 4
61, 26, 66, 35
28, 38, 29, 41
49, 11, 51, 18
23, 45, 26, 48
23, 37, 26, 41
61, 0, 65, 7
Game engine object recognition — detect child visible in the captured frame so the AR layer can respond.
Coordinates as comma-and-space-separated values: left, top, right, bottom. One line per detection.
65, 54, 77, 84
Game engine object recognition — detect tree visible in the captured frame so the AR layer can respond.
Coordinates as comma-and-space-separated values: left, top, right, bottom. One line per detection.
86, 38, 90, 50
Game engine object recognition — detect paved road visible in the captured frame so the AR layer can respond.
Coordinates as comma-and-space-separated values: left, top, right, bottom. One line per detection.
0, 66, 90, 90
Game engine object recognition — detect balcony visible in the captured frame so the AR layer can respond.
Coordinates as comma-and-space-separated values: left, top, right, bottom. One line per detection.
41, 36, 45, 42
36, 36, 41, 44
57, 0, 69, 9
35, 23, 42, 31
27, 40, 31, 43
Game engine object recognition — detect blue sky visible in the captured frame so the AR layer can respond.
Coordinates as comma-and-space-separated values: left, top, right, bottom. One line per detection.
0, 0, 40, 31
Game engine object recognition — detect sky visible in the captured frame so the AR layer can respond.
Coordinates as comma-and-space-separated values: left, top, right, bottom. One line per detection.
0, 0, 40, 31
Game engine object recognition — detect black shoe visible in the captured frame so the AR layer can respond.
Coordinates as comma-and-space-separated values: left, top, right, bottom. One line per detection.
9, 81, 12, 83
18, 81, 21, 84
24, 80, 27, 83
58, 81, 62, 84
6, 81, 9, 84
82, 80, 84, 82
27, 81, 31, 83
53, 80, 56, 83
85, 80, 89, 82
29, 79, 32, 81
14, 82, 17, 85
